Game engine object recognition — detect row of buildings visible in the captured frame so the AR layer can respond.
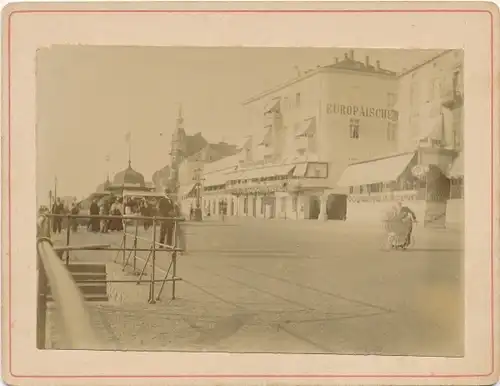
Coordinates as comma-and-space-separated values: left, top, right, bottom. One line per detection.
163, 49, 464, 227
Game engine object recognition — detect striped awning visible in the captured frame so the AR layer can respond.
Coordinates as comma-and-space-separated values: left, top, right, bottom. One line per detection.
237, 164, 296, 181
178, 184, 198, 197
295, 118, 316, 138
337, 152, 415, 187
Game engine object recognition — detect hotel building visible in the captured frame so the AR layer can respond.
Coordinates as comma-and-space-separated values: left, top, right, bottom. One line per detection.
197, 49, 464, 227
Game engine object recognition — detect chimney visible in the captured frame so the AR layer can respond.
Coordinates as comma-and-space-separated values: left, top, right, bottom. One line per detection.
349, 49, 354, 60
376, 60, 381, 70
365, 56, 370, 67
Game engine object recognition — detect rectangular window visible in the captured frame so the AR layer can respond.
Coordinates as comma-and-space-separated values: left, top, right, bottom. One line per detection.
292, 196, 298, 212
349, 118, 360, 139
386, 122, 397, 141
452, 69, 460, 95
349, 186, 354, 194
305, 163, 328, 178
295, 92, 301, 108
243, 197, 248, 214
387, 92, 397, 108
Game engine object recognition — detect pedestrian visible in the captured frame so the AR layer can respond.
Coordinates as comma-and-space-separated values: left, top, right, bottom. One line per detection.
395, 201, 417, 247
173, 201, 187, 255
89, 199, 100, 232
70, 202, 79, 232
141, 198, 152, 231
157, 188, 175, 247
51, 198, 64, 234
100, 198, 110, 233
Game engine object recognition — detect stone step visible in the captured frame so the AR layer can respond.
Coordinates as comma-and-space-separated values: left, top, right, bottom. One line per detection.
48, 282, 107, 296
67, 263, 107, 274
72, 272, 107, 281
46, 294, 109, 302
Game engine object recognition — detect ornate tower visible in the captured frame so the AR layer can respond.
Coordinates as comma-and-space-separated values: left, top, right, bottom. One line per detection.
168, 104, 186, 195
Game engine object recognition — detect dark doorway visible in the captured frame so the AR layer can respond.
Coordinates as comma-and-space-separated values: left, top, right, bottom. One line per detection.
326, 194, 347, 220
252, 196, 257, 217
309, 196, 321, 219
262, 196, 276, 218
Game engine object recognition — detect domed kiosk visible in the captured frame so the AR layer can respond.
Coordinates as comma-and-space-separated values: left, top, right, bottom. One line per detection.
112, 160, 146, 188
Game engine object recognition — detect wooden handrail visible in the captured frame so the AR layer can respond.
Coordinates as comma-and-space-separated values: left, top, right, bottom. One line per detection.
45, 213, 185, 221
36, 215, 101, 349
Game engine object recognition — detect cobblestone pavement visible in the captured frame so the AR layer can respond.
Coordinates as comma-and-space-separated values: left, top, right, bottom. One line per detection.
48, 218, 464, 356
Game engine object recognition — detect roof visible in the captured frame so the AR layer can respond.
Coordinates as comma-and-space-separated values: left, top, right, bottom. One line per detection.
95, 178, 111, 193
203, 153, 242, 174
184, 132, 208, 157
113, 161, 145, 186
398, 49, 456, 78
207, 142, 239, 157
242, 51, 398, 105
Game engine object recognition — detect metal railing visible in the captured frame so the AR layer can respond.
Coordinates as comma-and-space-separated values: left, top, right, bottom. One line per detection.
45, 213, 185, 303
36, 214, 101, 349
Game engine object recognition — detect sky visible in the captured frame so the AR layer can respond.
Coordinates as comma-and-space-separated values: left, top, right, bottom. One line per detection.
36, 45, 442, 202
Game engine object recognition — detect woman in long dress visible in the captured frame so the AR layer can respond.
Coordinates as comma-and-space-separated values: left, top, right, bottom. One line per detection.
89, 199, 100, 232
110, 200, 124, 231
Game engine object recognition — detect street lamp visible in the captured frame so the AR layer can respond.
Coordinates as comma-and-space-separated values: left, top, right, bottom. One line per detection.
192, 167, 204, 221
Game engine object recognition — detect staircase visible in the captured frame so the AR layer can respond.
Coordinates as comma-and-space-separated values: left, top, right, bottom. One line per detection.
47, 262, 108, 302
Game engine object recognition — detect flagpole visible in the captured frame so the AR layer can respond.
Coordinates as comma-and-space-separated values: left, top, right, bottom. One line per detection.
128, 139, 132, 166
54, 176, 58, 203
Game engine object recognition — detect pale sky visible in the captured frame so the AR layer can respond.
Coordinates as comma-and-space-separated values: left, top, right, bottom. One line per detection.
36, 45, 442, 202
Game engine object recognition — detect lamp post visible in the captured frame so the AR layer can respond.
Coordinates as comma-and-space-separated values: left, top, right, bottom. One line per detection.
192, 167, 204, 221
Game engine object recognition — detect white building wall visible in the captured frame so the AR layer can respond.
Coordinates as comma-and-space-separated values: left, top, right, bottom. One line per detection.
396, 50, 464, 152
318, 70, 399, 187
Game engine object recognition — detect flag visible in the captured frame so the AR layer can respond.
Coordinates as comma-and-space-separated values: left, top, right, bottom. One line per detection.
125, 131, 131, 143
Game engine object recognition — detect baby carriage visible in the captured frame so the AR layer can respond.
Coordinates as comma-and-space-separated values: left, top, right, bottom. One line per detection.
383, 210, 415, 250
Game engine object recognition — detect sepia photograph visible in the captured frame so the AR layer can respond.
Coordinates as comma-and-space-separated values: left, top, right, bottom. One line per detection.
35, 45, 465, 356
2, 3, 498, 385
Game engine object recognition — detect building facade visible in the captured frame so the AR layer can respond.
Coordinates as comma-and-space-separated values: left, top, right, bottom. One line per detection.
190, 49, 464, 226
339, 50, 464, 225
201, 50, 401, 221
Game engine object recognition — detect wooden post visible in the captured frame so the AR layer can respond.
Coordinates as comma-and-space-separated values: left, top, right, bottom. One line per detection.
65, 215, 71, 264
122, 221, 127, 265
133, 220, 139, 273
149, 218, 157, 304
36, 254, 48, 348
172, 250, 177, 300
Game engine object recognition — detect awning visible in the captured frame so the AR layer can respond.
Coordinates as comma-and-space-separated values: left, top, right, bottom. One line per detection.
203, 172, 229, 188
448, 152, 464, 178
178, 184, 197, 197
238, 164, 296, 180
258, 128, 273, 146
264, 98, 280, 114
293, 163, 308, 177
417, 115, 443, 142
295, 118, 316, 138
336, 152, 416, 187
122, 190, 165, 198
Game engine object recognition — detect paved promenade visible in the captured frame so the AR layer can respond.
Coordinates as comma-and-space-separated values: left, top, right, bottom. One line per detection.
49, 217, 464, 357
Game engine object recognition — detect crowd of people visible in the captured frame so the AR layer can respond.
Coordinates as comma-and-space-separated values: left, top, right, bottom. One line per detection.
41, 189, 185, 248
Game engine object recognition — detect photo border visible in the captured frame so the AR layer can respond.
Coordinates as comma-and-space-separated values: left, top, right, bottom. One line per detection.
2, 2, 498, 383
